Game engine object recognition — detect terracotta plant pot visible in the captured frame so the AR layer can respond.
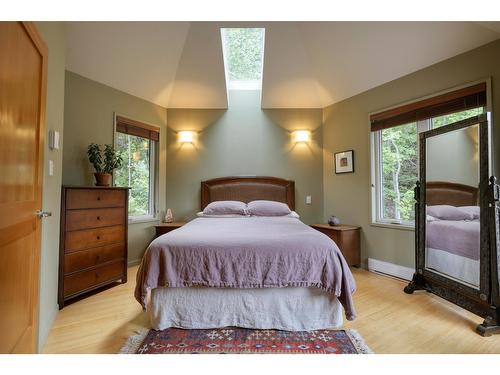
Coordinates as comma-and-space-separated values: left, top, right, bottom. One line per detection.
94, 172, 111, 187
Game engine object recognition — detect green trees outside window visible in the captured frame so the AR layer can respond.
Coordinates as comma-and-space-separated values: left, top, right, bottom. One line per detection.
114, 133, 152, 217
381, 123, 418, 222
431, 107, 483, 129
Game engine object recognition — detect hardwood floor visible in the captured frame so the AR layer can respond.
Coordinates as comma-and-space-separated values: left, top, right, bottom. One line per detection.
43, 266, 500, 354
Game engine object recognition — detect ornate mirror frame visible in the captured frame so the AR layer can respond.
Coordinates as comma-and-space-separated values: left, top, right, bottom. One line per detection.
404, 114, 500, 336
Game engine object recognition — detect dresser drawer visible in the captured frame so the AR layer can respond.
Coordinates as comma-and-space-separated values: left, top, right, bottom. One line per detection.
66, 188, 126, 209
63, 261, 124, 297
66, 207, 125, 231
64, 243, 125, 274
65, 225, 125, 253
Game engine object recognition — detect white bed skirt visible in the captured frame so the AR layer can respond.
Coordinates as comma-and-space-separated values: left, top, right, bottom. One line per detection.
426, 247, 479, 287
149, 286, 344, 331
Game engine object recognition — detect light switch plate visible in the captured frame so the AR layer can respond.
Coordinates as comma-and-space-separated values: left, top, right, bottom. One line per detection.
306, 195, 312, 204
49, 130, 60, 150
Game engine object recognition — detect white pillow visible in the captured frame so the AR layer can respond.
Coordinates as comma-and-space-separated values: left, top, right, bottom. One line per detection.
196, 212, 248, 218
197, 211, 300, 219
247, 200, 292, 216
202, 200, 247, 216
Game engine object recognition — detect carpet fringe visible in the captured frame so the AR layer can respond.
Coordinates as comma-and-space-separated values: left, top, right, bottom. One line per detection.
119, 329, 149, 354
346, 329, 373, 354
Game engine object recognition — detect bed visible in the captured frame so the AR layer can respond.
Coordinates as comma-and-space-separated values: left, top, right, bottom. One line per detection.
135, 176, 356, 331
425, 181, 480, 287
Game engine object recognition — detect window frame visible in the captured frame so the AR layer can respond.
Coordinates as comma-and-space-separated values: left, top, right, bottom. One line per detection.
369, 79, 491, 230
113, 113, 159, 223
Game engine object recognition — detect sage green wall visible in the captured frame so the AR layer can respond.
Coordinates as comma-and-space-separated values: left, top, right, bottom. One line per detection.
166, 90, 323, 224
322, 39, 500, 269
36, 22, 66, 352
63, 71, 167, 264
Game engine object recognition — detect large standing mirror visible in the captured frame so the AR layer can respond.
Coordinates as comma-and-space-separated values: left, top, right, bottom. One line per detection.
425, 124, 481, 289
405, 114, 500, 336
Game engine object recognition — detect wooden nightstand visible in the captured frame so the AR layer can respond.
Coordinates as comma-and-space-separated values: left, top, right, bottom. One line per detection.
310, 224, 361, 267
155, 222, 187, 238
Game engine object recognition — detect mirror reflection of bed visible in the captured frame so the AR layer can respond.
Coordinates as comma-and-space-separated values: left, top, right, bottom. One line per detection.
425, 181, 480, 288
425, 119, 480, 288
424, 122, 480, 290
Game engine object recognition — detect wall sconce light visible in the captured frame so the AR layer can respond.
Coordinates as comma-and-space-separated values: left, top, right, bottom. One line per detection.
292, 130, 311, 143
178, 130, 197, 144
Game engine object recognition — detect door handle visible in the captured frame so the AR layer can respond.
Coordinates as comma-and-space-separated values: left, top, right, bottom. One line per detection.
36, 210, 52, 219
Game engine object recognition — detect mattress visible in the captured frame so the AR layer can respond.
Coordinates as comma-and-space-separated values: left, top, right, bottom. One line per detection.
426, 247, 479, 287
150, 286, 343, 331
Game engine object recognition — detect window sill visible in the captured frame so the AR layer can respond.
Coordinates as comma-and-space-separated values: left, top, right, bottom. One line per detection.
128, 216, 159, 225
370, 222, 415, 231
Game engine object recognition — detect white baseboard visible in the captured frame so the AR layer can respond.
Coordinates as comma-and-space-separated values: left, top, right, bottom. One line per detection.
367, 258, 414, 281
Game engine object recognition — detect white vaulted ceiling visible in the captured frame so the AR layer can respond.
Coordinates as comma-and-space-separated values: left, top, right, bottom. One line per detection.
167, 23, 228, 108
65, 21, 500, 109
66, 22, 191, 107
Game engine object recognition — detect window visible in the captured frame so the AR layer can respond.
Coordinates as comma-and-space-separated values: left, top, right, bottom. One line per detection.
370, 83, 487, 228
378, 122, 419, 224
114, 115, 159, 220
221, 28, 265, 90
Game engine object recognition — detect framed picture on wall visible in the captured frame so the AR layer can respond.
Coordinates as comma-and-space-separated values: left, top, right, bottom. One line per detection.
334, 149, 354, 174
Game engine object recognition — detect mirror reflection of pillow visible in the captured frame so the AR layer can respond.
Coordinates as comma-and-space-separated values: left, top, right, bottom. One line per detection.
426, 205, 474, 221
426, 214, 439, 222
457, 206, 480, 220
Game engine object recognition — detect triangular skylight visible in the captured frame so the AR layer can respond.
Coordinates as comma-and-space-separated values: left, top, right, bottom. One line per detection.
221, 28, 265, 90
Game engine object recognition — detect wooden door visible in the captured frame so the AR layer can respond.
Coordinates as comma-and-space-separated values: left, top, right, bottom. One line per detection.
0, 22, 47, 353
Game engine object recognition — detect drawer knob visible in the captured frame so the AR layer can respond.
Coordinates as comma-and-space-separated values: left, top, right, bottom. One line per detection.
97, 236, 101, 240
97, 216, 101, 220
97, 196, 101, 201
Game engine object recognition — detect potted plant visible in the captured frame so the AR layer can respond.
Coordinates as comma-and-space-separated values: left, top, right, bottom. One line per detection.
87, 143, 123, 186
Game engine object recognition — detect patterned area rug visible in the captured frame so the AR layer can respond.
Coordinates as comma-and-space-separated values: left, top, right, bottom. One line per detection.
119, 327, 372, 354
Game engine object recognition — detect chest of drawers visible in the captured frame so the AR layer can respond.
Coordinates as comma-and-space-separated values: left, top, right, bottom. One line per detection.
58, 186, 129, 308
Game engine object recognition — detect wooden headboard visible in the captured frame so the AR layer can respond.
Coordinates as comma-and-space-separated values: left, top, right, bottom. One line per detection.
201, 176, 295, 210
426, 181, 478, 206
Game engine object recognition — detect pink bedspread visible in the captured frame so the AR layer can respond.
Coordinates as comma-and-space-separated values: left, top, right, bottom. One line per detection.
135, 216, 357, 320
